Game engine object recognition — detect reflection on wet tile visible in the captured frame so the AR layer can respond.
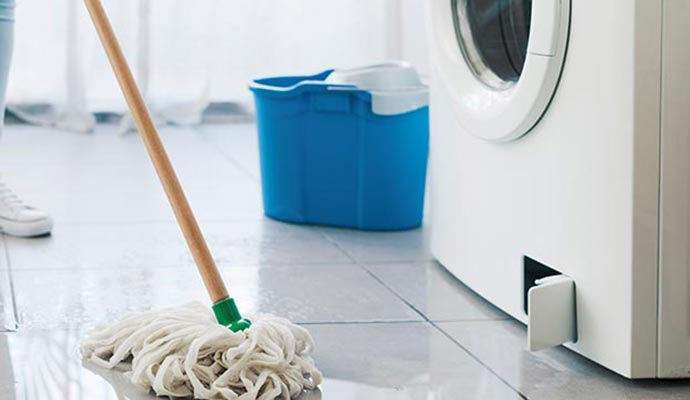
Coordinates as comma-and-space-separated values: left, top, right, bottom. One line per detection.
206, 220, 351, 266
438, 320, 690, 400
0, 382, 19, 399
308, 322, 520, 398
0, 330, 151, 400
5, 223, 191, 271
5, 219, 350, 270
0, 269, 15, 332
0, 239, 7, 271
319, 226, 432, 263
0, 322, 520, 400
0, 239, 15, 332
11, 263, 420, 330
367, 262, 507, 322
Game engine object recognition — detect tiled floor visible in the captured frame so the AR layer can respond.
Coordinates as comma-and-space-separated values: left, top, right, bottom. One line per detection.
0, 123, 688, 399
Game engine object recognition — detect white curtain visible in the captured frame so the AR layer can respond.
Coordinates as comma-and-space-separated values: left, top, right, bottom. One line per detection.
6, 0, 426, 133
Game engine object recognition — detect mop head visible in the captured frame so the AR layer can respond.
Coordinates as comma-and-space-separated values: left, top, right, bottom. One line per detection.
80, 302, 322, 399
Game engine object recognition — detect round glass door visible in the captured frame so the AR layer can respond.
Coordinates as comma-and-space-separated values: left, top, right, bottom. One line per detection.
452, 0, 532, 90
431, 0, 570, 141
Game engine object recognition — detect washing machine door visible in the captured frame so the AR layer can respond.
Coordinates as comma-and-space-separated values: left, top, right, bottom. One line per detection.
432, 0, 570, 142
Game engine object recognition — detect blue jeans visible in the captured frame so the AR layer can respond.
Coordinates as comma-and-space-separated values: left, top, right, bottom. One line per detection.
0, 0, 13, 131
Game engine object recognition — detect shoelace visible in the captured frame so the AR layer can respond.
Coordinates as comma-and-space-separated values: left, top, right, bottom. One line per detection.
0, 181, 29, 212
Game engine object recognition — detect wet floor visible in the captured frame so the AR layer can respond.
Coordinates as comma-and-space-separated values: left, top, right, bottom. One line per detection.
0, 123, 689, 399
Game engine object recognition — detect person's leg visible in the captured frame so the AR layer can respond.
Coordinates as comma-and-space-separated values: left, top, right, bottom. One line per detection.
0, 0, 13, 121
0, 1, 53, 237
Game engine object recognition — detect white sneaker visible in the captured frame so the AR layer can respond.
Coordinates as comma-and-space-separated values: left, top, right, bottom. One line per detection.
0, 180, 53, 237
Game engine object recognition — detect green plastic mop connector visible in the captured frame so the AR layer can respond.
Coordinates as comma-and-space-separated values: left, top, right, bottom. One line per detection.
212, 297, 251, 332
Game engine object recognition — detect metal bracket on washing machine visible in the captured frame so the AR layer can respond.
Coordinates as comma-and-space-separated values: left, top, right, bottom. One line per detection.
527, 275, 577, 351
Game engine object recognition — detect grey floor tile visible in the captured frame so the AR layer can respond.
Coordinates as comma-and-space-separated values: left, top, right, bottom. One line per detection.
320, 225, 432, 263
10, 263, 421, 330
437, 320, 690, 400
0, 157, 262, 225
308, 322, 521, 399
206, 219, 352, 266
0, 323, 519, 400
5, 218, 350, 270
199, 123, 261, 181
0, 125, 263, 224
0, 124, 233, 167
367, 261, 508, 322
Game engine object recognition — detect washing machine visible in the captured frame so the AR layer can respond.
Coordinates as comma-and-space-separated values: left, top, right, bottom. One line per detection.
430, 0, 690, 378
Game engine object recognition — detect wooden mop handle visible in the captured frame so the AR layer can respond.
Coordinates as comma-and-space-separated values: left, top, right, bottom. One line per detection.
84, 0, 229, 304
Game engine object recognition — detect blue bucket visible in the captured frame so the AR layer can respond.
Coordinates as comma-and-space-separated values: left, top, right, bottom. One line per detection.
250, 63, 429, 230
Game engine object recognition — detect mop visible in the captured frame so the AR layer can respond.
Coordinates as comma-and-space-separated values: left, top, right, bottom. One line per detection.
79, 0, 322, 398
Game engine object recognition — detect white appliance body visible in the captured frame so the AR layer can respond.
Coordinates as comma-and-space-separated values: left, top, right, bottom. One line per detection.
430, 0, 690, 378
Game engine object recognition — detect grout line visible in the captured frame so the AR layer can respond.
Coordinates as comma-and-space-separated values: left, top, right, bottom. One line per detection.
358, 260, 527, 399
315, 229, 435, 265
195, 128, 262, 184
428, 317, 511, 323
318, 229, 433, 324
45, 217, 266, 227
347, 258, 435, 266
315, 228, 364, 263
359, 261, 510, 323
358, 262, 431, 322
7, 260, 359, 273
5, 320, 428, 334
50, 217, 441, 228
431, 320, 529, 400
654, 0, 665, 377
298, 320, 425, 326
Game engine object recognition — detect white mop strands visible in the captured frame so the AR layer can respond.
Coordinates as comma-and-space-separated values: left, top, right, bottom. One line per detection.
81, 302, 322, 399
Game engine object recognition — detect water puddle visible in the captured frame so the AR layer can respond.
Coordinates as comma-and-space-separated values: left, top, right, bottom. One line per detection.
83, 362, 413, 400
0, 265, 17, 332
1, 330, 418, 400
